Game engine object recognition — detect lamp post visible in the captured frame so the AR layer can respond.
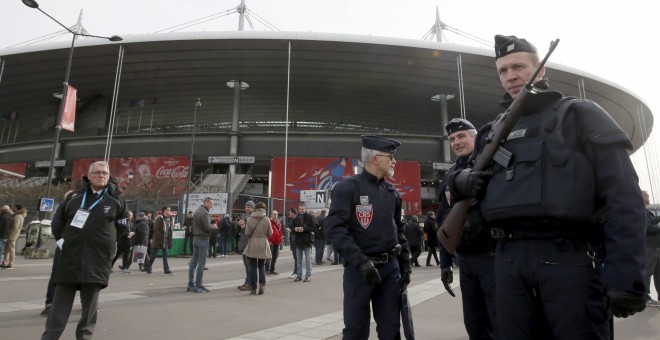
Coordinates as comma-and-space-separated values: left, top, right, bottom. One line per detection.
22, 0, 122, 201
431, 93, 455, 164
184, 99, 202, 216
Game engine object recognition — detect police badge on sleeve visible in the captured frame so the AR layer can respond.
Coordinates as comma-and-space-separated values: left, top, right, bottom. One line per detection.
357, 196, 373, 229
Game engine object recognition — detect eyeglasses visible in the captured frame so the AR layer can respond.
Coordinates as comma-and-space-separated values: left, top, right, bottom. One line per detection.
91, 171, 110, 176
375, 154, 395, 161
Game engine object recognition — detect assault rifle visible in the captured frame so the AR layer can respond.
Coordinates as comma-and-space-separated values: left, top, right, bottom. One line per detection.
437, 39, 560, 254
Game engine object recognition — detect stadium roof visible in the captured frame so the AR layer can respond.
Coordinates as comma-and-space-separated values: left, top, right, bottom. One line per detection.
0, 31, 654, 179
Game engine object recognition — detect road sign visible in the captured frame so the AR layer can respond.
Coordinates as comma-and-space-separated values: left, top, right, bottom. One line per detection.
39, 198, 55, 212
208, 156, 255, 164
300, 190, 329, 209
35, 160, 66, 168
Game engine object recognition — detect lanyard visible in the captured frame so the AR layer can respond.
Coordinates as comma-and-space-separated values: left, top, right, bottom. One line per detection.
80, 188, 107, 211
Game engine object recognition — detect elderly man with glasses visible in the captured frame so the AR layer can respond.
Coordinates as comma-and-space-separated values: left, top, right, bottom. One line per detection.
325, 135, 412, 340
42, 161, 128, 339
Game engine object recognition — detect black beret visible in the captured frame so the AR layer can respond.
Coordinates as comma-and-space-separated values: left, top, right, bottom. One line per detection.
445, 118, 475, 135
361, 135, 401, 154
494, 34, 537, 59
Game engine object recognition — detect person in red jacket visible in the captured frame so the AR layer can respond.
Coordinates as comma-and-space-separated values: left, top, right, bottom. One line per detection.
265, 210, 283, 275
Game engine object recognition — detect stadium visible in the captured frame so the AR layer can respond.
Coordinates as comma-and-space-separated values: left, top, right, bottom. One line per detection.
0, 4, 654, 216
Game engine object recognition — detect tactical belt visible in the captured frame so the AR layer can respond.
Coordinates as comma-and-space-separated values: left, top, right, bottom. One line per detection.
366, 245, 401, 265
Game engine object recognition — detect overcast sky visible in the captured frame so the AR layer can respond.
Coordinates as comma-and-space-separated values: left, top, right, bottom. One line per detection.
1, 0, 658, 198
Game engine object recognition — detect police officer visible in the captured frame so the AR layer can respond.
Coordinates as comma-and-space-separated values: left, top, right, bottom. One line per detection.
325, 134, 412, 340
437, 118, 496, 339
450, 35, 646, 338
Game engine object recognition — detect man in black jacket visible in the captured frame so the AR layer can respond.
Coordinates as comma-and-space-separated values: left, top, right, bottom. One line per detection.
182, 211, 194, 256
0, 205, 12, 265
404, 215, 423, 267
42, 161, 127, 340
424, 212, 440, 266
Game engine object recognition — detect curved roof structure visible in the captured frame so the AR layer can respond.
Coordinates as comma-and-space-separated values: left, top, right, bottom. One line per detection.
0, 31, 654, 180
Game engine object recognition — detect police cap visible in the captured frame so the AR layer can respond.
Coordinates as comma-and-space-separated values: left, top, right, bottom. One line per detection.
445, 118, 475, 135
494, 34, 537, 59
361, 135, 401, 154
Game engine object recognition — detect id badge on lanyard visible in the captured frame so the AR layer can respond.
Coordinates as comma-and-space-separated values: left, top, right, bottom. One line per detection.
71, 209, 90, 229
72, 189, 106, 229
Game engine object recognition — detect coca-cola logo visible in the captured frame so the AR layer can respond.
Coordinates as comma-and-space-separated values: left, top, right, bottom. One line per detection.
155, 165, 189, 179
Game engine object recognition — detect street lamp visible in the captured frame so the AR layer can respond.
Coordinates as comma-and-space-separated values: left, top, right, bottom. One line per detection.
431, 93, 455, 164
184, 99, 202, 216
23, 0, 122, 203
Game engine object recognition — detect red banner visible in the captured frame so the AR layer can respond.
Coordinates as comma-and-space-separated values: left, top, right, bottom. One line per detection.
61, 85, 77, 132
270, 157, 421, 216
0, 162, 26, 185
72, 156, 190, 193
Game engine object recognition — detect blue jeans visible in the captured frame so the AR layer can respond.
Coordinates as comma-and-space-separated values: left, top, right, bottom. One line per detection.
218, 234, 228, 256
0, 239, 6, 264
295, 246, 312, 278
248, 257, 266, 290
147, 247, 170, 273
242, 254, 251, 285
314, 237, 325, 263
189, 238, 209, 286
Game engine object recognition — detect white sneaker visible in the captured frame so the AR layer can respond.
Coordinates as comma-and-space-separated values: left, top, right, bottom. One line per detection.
288, 273, 297, 279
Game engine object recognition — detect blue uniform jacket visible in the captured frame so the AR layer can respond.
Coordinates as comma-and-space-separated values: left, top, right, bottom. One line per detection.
324, 169, 410, 270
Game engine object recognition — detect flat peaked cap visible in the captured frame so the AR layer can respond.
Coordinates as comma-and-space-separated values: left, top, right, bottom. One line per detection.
361, 135, 401, 154
445, 118, 475, 135
136, 212, 147, 219
494, 34, 537, 59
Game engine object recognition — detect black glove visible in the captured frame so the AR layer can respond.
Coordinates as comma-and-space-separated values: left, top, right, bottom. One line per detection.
441, 267, 456, 297
358, 260, 382, 285
453, 169, 492, 198
441, 267, 453, 284
606, 286, 646, 318
400, 272, 411, 291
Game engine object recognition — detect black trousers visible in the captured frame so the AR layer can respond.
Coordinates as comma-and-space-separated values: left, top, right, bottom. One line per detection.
111, 242, 131, 269
44, 247, 61, 307
459, 252, 496, 339
42, 283, 102, 340
409, 245, 422, 266
496, 239, 609, 339
426, 245, 440, 265
183, 235, 193, 255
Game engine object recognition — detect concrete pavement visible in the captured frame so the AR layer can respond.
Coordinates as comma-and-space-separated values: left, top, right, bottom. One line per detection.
1, 250, 659, 339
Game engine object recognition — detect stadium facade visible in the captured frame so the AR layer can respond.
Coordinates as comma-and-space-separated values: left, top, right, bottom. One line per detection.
0, 31, 654, 212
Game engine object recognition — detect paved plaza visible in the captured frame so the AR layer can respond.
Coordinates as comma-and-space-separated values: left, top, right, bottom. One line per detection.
0, 249, 658, 339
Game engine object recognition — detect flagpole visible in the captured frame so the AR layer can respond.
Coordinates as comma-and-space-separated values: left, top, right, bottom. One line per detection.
126, 107, 131, 133
13, 120, 19, 143
43, 32, 76, 200
137, 106, 143, 132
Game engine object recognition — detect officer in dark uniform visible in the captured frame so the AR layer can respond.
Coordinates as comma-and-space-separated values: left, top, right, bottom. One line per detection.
449, 35, 647, 338
437, 118, 496, 339
325, 134, 412, 340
